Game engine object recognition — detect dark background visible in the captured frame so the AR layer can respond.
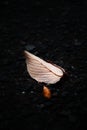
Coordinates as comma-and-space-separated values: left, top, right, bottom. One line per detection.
0, 0, 87, 130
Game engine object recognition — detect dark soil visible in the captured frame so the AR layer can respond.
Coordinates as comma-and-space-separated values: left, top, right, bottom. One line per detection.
0, 1, 87, 130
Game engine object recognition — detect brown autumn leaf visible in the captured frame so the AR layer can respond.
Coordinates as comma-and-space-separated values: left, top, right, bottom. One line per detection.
43, 86, 51, 99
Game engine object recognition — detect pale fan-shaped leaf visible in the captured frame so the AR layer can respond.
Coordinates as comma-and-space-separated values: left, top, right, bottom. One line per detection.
24, 51, 65, 84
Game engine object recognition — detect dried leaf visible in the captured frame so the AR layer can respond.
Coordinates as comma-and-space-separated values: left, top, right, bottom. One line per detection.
24, 50, 65, 84
43, 86, 51, 99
